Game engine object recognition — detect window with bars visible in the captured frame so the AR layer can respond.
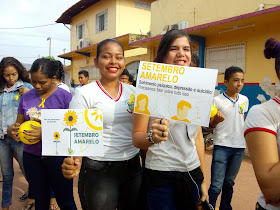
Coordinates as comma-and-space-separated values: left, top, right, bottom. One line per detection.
126, 61, 140, 80
80, 66, 100, 80
76, 22, 85, 40
96, 10, 108, 33
205, 43, 246, 73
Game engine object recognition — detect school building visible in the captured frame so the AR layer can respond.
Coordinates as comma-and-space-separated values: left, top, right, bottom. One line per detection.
56, 0, 152, 85
57, 0, 280, 108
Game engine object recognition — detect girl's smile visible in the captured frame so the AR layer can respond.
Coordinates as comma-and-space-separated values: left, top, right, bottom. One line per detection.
163, 36, 191, 67
94, 42, 125, 82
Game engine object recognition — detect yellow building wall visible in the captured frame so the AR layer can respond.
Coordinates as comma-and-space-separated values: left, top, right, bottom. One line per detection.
206, 23, 280, 84
71, 55, 96, 84
70, 0, 117, 51
116, 0, 151, 36
125, 48, 147, 58
151, 0, 280, 36
125, 49, 152, 65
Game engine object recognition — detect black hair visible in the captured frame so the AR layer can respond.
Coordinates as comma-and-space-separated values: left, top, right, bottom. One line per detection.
154, 29, 193, 63
96, 39, 124, 60
30, 58, 63, 79
224, 66, 244, 81
78, 70, 89, 78
264, 38, 280, 80
0, 57, 31, 90
129, 74, 134, 82
120, 69, 130, 76
42, 56, 65, 82
191, 53, 200, 67
132, 80, 136, 87
56, 63, 65, 82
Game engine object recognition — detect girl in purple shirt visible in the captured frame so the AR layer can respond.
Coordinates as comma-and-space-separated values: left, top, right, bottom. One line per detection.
8, 58, 76, 210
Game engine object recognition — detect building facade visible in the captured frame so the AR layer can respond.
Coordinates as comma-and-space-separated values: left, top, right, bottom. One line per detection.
129, 0, 280, 108
57, 0, 154, 85
57, 0, 280, 108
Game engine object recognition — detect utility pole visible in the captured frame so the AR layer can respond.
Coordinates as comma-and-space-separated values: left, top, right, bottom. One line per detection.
63, 48, 66, 65
47, 37, 51, 56
190, 7, 197, 26
193, 7, 196, 26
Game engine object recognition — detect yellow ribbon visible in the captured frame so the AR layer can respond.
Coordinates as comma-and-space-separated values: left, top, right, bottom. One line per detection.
38, 98, 45, 108
14, 93, 22, 100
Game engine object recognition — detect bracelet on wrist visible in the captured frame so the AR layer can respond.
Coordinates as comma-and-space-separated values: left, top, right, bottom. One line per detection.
146, 130, 156, 144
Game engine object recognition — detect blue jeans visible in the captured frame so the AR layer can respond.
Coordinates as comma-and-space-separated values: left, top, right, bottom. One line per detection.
208, 145, 244, 210
0, 135, 25, 208
23, 152, 77, 210
78, 155, 142, 210
147, 181, 201, 210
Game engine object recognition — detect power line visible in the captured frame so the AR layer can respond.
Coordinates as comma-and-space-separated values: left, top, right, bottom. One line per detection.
0, 55, 39, 58
0, 32, 70, 42
1, 31, 47, 38
0, 44, 68, 50
0, 23, 57, 30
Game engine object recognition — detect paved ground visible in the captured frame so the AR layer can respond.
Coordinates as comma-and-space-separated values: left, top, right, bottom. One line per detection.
0, 161, 82, 210
205, 151, 260, 210
1, 151, 260, 210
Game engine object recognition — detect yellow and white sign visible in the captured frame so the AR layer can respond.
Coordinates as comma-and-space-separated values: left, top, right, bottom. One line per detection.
41, 109, 103, 156
135, 61, 218, 127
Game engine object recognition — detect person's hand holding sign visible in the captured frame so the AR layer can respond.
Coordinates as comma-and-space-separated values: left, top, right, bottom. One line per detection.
61, 156, 82, 179
150, 118, 169, 143
132, 114, 169, 148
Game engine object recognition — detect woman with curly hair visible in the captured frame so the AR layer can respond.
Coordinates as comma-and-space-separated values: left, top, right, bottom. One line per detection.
0, 57, 33, 210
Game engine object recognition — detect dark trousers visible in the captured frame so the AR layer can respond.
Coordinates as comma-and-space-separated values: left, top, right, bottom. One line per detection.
78, 154, 142, 210
23, 152, 77, 210
144, 167, 204, 210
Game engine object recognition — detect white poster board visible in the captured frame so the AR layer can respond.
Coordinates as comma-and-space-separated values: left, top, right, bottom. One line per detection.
134, 61, 218, 127
41, 109, 103, 156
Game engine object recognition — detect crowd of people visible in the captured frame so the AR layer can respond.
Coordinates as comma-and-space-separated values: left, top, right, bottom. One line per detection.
0, 29, 280, 210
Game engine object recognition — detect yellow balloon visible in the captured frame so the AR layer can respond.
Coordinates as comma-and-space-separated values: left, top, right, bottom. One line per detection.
210, 105, 218, 118
18, 121, 41, 144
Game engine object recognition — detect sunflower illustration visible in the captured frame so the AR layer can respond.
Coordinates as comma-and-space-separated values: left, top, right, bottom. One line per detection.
64, 110, 78, 126
63, 110, 78, 155
54, 132, 60, 140
53, 132, 61, 155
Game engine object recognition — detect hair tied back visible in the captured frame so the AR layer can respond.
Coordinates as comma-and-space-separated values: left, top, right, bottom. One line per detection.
274, 43, 280, 58
264, 38, 280, 59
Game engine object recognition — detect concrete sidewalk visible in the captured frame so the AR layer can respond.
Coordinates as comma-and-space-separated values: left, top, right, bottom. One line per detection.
1, 152, 260, 209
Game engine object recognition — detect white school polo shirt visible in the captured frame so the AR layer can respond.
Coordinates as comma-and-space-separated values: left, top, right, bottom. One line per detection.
244, 97, 280, 210
69, 81, 139, 161
145, 118, 201, 172
213, 93, 249, 148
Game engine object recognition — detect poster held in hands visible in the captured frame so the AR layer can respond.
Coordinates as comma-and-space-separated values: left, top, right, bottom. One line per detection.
134, 61, 218, 127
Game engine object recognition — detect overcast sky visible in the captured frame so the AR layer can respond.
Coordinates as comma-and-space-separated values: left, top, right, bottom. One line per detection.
0, 0, 80, 65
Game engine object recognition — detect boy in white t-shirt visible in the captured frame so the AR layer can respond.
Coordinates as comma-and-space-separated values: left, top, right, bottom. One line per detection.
208, 66, 249, 209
